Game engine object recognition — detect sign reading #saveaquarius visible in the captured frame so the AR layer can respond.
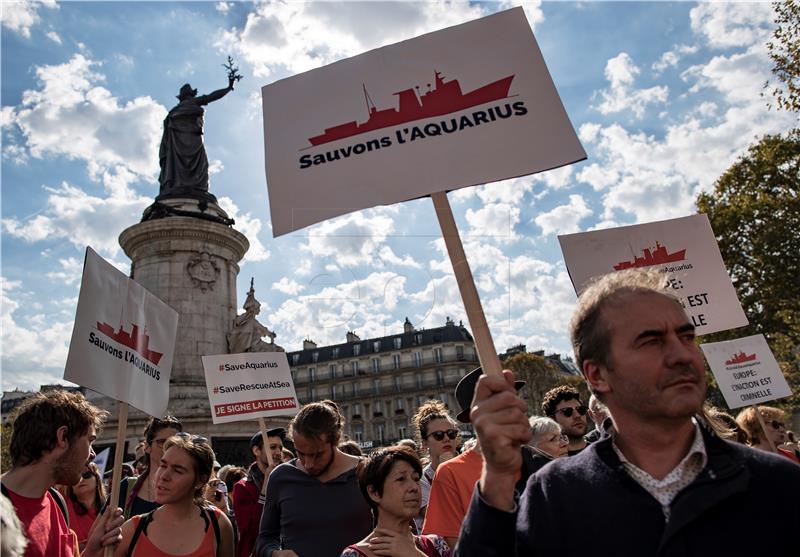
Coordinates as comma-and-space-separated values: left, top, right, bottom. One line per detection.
202, 352, 300, 424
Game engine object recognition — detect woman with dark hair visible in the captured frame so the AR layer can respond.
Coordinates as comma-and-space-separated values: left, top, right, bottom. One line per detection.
342, 446, 451, 557
66, 462, 106, 551
410, 400, 460, 528
119, 415, 183, 519
114, 433, 234, 557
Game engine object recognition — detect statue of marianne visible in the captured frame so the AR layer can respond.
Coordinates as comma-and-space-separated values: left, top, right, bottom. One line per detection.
157, 77, 234, 196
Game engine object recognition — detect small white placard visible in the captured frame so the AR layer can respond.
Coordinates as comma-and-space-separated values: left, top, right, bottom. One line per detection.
558, 214, 748, 335
201, 352, 300, 424
64, 247, 178, 417
700, 334, 792, 409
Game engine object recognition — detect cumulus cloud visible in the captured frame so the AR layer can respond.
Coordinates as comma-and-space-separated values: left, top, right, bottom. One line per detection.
1, 0, 57, 38
3, 54, 164, 179
45, 30, 62, 44
534, 195, 592, 236
465, 203, 520, 240
216, 2, 232, 14
273, 277, 305, 295
45, 257, 83, 285
594, 53, 668, 118
217, 197, 271, 263
689, 2, 774, 49
652, 44, 698, 73
303, 211, 395, 266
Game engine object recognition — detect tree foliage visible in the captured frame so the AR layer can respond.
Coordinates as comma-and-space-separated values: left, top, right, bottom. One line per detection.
766, 0, 800, 112
696, 132, 800, 410
502, 352, 588, 416
2, 421, 12, 471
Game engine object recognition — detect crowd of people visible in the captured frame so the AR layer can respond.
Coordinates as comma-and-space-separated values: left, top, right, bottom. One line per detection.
2, 268, 800, 556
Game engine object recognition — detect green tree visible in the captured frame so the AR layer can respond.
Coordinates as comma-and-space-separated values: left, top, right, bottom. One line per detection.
765, 0, 800, 112
502, 352, 588, 416
696, 132, 800, 410
2, 421, 12, 472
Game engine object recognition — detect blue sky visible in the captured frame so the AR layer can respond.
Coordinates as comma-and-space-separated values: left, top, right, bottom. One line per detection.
2, 1, 796, 392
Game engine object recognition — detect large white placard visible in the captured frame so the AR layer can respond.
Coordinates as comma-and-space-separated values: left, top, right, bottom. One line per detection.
201, 352, 300, 424
65, 247, 178, 417
262, 7, 586, 236
558, 214, 748, 335
700, 334, 793, 409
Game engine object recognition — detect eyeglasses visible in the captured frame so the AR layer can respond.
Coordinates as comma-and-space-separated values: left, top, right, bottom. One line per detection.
428, 429, 459, 441
551, 406, 588, 418
80, 470, 95, 480
769, 420, 786, 430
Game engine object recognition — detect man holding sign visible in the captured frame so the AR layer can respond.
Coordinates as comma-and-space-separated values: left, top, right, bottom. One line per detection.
1, 390, 125, 557
457, 269, 800, 556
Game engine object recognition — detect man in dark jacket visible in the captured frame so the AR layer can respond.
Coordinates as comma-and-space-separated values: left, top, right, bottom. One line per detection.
233, 428, 284, 557
457, 269, 800, 556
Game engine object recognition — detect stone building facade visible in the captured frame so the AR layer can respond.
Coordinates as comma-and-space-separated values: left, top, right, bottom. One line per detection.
288, 317, 478, 449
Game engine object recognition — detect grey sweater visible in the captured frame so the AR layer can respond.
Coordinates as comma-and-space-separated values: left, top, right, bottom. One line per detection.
255, 460, 372, 557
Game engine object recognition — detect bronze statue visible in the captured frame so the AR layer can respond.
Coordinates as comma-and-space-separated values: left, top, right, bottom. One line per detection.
158, 57, 242, 199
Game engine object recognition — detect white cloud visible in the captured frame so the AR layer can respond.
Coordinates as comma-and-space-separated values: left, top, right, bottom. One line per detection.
4, 54, 164, 179
576, 163, 619, 191
451, 176, 534, 205
534, 195, 592, 236
689, 2, 774, 49
652, 44, 698, 74
45, 30, 62, 44
533, 165, 573, 190
1, 0, 57, 38
378, 246, 422, 268
45, 257, 83, 285
465, 203, 520, 240
217, 197, 270, 263
272, 277, 305, 295
216, 2, 232, 14
595, 53, 668, 118
218, 1, 493, 78
303, 211, 395, 266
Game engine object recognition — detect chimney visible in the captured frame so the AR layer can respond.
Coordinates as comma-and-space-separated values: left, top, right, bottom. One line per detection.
403, 317, 414, 333
346, 331, 361, 343
303, 339, 317, 350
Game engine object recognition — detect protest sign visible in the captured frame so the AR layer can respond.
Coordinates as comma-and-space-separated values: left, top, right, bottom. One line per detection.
558, 214, 748, 335
65, 247, 178, 417
262, 7, 586, 237
700, 334, 793, 409
93, 447, 110, 477
201, 352, 300, 424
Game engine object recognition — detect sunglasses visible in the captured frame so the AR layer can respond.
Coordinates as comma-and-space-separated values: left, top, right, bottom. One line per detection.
175, 432, 210, 445
552, 406, 588, 418
428, 429, 459, 442
769, 420, 786, 430
80, 470, 96, 480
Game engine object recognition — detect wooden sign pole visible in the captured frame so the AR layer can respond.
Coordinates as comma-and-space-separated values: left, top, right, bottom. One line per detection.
752, 405, 778, 453
104, 401, 129, 557
258, 417, 273, 498
431, 191, 501, 377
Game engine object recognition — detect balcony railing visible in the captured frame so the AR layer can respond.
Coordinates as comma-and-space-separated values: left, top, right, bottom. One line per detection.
294, 353, 477, 385
297, 375, 462, 404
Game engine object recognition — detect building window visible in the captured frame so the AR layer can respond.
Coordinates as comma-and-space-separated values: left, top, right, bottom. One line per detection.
292, 354, 300, 365
373, 340, 381, 353
330, 384, 335, 398
353, 344, 361, 356
353, 403, 362, 416
374, 423, 385, 443
440, 392, 449, 407
354, 425, 364, 442
393, 337, 402, 349
373, 379, 380, 395
415, 374, 423, 389
395, 398, 405, 411
312, 351, 319, 363
372, 358, 380, 373
394, 376, 401, 390
351, 382, 357, 396
436, 369, 444, 386
414, 352, 422, 367
309, 367, 316, 382
434, 348, 443, 363
414, 333, 423, 345
309, 386, 315, 400
393, 354, 401, 369
330, 364, 337, 378
332, 347, 339, 359
351, 361, 358, 375
397, 425, 406, 438
456, 345, 464, 360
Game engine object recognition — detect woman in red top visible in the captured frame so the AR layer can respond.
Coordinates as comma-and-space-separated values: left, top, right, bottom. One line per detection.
66, 462, 105, 551
114, 434, 234, 557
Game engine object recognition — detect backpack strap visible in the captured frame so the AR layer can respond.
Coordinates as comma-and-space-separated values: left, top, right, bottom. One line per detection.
203, 506, 221, 556
126, 510, 156, 557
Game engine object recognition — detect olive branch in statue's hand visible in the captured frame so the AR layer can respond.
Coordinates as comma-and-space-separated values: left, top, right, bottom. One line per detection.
224, 56, 243, 88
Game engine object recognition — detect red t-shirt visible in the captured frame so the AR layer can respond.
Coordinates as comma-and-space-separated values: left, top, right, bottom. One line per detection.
66, 497, 99, 548
5, 487, 77, 557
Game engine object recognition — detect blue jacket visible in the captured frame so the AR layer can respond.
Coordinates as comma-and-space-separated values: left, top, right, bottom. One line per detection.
456, 423, 800, 556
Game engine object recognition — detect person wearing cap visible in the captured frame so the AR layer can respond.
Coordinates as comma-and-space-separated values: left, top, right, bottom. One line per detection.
456, 269, 800, 557
233, 428, 284, 557
421, 367, 533, 549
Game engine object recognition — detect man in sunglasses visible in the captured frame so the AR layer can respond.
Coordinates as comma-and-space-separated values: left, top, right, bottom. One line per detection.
456, 269, 800, 556
542, 386, 588, 456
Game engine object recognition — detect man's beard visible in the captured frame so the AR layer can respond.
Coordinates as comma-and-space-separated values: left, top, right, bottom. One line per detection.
54, 444, 87, 486
311, 448, 336, 478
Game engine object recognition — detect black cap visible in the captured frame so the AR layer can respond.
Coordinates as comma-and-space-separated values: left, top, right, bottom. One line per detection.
250, 428, 286, 448
455, 367, 525, 423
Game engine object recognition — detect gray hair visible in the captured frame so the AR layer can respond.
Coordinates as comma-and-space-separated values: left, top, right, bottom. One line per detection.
528, 416, 562, 448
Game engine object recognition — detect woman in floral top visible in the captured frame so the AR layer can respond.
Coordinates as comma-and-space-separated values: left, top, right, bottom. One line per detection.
341, 446, 451, 557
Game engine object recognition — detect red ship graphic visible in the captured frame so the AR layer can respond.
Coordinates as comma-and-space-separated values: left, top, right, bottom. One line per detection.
307, 70, 515, 146
96, 321, 163, 365
613, 241, 687, 271
725, 351, 757, 365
